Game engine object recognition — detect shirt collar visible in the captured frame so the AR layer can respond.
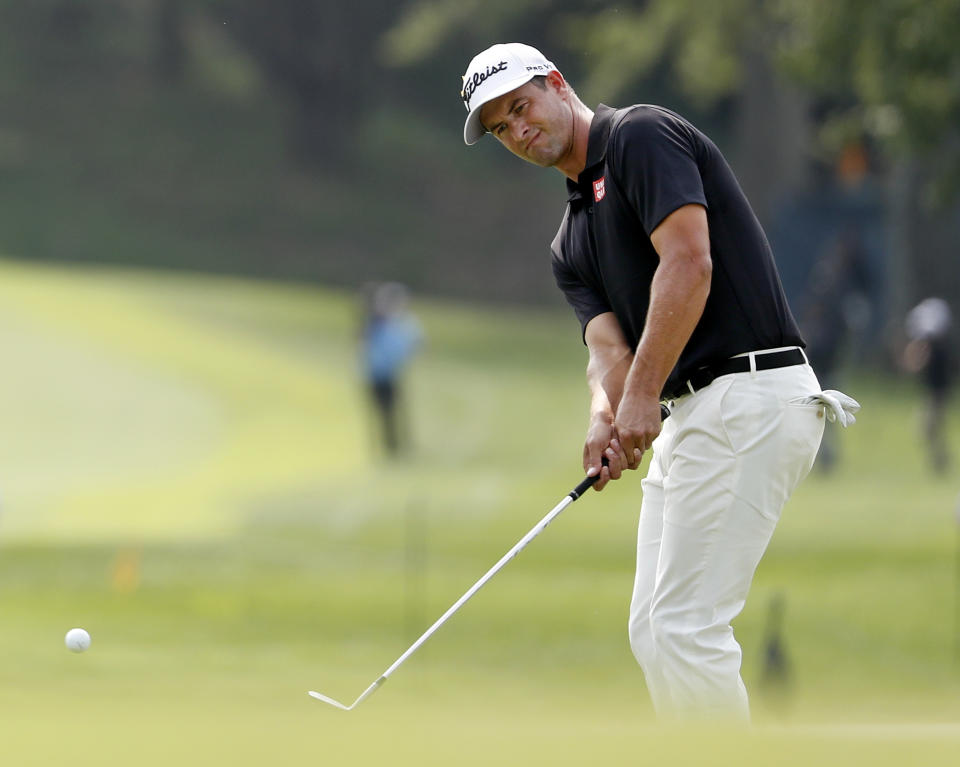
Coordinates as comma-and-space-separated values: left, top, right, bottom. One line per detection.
565, 104, 617, 200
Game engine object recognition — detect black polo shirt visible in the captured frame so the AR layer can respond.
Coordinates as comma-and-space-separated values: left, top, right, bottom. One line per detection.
551, 104, 804, 399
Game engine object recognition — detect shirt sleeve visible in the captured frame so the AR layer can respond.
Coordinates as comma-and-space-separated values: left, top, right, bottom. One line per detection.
551, 248, 611, 343
610, 107, 708, 236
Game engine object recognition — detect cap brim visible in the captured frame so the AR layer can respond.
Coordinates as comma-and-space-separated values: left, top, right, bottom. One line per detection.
463, 73, 537, 145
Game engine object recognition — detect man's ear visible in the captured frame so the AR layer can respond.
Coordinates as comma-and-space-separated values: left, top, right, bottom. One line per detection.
545, 69, 567, 93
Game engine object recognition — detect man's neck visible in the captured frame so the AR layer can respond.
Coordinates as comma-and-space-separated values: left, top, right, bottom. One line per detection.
556, 104, 594, 182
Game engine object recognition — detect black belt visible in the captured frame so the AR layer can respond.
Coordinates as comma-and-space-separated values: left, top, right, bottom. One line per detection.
664, 348, 807, 401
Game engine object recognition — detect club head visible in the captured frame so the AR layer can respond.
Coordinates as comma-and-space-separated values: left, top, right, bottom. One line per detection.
308, 690, 354, 710
309, 678, 385, 711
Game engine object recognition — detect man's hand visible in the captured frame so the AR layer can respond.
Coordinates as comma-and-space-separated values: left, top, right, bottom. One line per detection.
582, 415, 630, 492
614, 391, 664, 469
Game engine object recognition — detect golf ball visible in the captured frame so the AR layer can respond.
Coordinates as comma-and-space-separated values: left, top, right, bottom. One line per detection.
65, 627, 91, 653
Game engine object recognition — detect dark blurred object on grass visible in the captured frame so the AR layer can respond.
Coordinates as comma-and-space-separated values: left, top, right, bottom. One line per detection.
902, 297, 955, 474
758, 593, 795, 719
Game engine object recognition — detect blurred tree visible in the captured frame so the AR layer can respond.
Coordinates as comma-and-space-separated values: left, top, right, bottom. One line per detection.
386, 0, 778, 113
155, 0, 187, 82
0, 0, 953, 311
388, 0, 960, 200
385, 0, 809, 220
0, 0, 141, 74
779, 0, 960, 206
0, 0, 203, 86
204, 0, 405, 167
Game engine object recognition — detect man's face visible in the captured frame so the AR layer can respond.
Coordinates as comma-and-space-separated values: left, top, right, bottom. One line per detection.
479, 75, 573, 168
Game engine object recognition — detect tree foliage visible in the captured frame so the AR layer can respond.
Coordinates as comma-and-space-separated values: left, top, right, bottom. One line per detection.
778, 0, 960, 200
388, 0, 960, 197
202, 0, 405, 167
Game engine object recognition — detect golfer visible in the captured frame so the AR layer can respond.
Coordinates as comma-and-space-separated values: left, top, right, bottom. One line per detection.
461, 43, 857, 721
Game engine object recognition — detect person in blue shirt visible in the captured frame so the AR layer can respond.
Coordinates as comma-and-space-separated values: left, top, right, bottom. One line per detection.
361, 282, 422, 456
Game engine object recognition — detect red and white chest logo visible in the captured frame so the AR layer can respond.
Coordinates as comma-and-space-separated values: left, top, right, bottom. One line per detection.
593, 177, 606, 202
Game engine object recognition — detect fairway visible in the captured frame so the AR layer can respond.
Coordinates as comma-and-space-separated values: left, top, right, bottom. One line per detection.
1, 259, 958, 765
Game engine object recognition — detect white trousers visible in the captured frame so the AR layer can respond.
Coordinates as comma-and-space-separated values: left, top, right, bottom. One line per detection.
628, 363, 825, 721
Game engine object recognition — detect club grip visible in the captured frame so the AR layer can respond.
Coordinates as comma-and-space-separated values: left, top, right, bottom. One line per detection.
570, 460, 606, 499
569, 404, 671, 499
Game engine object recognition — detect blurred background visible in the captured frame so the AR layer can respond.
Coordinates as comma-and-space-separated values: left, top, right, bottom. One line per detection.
0, 1, 958, 765
1, 0, 959, 327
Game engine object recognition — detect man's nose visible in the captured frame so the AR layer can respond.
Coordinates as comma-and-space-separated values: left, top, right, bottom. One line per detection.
509, 119, 528, 143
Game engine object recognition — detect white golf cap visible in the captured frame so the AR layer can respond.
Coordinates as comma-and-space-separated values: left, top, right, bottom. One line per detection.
461, 43, 557, 145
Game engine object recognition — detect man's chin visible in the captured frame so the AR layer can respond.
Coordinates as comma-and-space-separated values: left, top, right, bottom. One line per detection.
524, 148, 559, 168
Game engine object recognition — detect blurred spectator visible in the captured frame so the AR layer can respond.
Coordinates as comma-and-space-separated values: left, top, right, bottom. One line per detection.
359, 282, 422, 457
758, 593, 794, 718
902, 297, 955, 474
799, 229, 873, 471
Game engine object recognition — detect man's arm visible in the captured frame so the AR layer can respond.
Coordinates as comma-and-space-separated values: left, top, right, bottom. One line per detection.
582, 312, 633, 490
615, 203, 712, 467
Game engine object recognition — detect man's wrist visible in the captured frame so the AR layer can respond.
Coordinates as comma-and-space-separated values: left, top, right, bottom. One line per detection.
589, 409, 615, 426
622, 378, 663, 402
624, 359, 667, 401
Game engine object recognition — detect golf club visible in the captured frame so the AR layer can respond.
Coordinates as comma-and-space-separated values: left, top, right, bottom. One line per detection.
308, 404, 671, 711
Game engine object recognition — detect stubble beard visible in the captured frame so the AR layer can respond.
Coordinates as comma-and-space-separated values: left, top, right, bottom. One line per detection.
528, 103, 576, 171
524, 129, 572, 169
524, 136, 558, 167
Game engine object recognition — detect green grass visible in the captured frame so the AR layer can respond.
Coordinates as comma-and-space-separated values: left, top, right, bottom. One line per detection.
0, 259, 959, 765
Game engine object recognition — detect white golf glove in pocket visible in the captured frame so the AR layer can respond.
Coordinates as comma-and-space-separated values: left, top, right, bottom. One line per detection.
798, 390, 861, 427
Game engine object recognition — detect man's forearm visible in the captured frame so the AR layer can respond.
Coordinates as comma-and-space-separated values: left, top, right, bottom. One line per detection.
587, 342, 633, 418
582, 324, 635, 484
626, 253, 711, 399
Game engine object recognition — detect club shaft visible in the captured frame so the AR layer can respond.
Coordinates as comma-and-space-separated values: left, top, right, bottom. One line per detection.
378, 493, 577, 681
312, 403, 671, 709
375, 404, 670, 684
